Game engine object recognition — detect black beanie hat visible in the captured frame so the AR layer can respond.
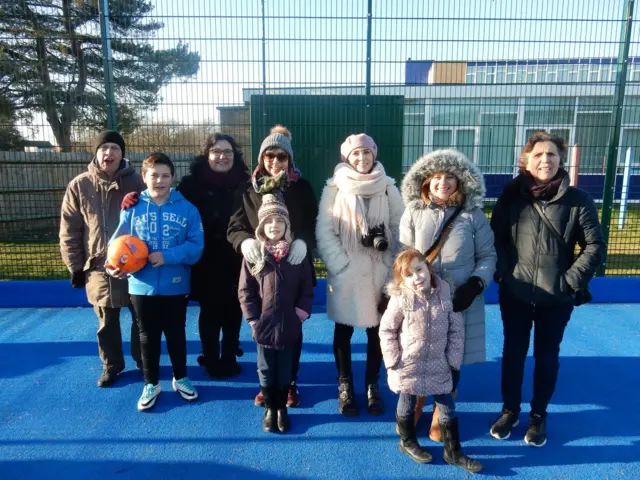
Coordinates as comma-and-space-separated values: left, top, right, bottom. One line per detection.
93, 130, 126, 158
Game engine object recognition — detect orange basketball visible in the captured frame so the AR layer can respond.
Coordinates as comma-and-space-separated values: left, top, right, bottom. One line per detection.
107, 235, 149, 273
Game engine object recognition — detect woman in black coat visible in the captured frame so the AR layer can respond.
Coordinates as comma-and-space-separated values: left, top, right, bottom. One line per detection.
228, 125, 319, 408
489, 131, 606, 447
177, 133, 249, 379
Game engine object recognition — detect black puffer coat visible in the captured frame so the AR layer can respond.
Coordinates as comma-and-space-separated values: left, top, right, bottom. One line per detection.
490, 171, 606, 307
227, 178, 319, 285
177, 156, 249, 301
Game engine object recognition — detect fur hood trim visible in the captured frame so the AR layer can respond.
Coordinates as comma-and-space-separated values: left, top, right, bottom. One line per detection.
401, 149, 486, 210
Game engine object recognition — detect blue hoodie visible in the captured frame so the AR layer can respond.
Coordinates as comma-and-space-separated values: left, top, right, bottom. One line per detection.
110, 189, 204, 296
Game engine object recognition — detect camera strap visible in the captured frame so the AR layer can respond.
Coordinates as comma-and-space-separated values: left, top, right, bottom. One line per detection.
424, 206, 464, 265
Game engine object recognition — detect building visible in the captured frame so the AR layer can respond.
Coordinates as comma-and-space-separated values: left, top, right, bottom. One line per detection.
237, 57, 640, 200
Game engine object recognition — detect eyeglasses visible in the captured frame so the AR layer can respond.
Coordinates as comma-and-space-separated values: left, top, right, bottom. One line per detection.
263, 152, 289, 163
210, 149, 234, 157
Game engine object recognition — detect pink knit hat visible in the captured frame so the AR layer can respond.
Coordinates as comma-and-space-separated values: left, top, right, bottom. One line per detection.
340, 133, 378, 161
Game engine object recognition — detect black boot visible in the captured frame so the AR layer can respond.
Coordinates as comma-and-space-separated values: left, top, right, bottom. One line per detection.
366, 383, 385, 416
338, 378, 358, 416
396, 414, 433, 464
276, 386, 290, 433
261, 387, 277, 433
440, 417, 483, 473
216, 355, 241, 378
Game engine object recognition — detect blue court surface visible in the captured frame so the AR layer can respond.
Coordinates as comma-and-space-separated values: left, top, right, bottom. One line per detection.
0, 304, 638, 479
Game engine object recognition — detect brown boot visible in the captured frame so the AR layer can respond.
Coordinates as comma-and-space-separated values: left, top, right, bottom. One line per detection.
430, 391, 456, 442
429, 404, 442, 442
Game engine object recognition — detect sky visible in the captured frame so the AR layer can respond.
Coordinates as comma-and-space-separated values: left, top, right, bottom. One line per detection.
19, 0, 634, 143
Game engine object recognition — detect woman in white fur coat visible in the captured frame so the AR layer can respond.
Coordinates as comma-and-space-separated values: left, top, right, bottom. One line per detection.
316, 133, 404, 417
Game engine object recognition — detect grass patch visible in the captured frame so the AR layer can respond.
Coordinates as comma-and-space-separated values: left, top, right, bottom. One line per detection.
1, 205, 639, 280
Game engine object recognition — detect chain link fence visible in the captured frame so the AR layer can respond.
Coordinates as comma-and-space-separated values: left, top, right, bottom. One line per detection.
1, 0, 639, 280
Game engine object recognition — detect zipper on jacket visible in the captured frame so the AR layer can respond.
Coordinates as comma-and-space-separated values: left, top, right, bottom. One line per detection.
531, 202, 544, 307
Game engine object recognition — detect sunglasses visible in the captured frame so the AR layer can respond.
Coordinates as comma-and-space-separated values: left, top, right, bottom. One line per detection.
263, 152, 289, 162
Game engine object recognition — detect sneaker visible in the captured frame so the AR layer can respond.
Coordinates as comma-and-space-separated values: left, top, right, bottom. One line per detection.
524, 413, 547, 447
490, 409, 520, 440
172, 377, 198, 402
137, 383, 161, 411
97, 367, 124, 387
255, 388, 265, 407
287, 382, 300, 407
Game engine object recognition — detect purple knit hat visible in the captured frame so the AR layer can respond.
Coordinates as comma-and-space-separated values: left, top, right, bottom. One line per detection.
340, 133, 378, 162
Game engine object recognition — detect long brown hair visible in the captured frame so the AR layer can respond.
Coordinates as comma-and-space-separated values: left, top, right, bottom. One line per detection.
420, 173, 466, 206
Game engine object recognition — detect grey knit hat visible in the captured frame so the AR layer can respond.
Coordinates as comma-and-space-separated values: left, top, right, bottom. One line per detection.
258, 125, 294, 165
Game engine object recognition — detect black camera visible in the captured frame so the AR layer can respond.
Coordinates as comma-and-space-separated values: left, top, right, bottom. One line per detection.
361, 224, 388, 252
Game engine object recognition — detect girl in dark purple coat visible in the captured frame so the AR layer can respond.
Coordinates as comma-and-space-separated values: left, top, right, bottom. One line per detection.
238, 194, 314, 433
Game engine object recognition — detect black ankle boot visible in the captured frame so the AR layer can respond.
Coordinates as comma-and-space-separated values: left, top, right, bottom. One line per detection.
396, 414, 433, 464
261, 387, 277, 433
366, 383, 384, 415
276, 387, 290, 433
440, 417, 483, 473
338, 378, 358, 416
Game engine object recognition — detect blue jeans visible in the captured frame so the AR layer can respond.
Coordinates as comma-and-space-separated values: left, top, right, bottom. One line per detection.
256, 344, 294, 388
396, 393, 456, 423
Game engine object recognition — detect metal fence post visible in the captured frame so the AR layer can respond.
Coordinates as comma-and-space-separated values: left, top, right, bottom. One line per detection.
98, 0, 117, 130
364, 0, 373, 133
598, 0, 634, 276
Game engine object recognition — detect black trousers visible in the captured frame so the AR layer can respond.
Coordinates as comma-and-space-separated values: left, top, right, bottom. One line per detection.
333, 322, 383, 387
499, 291, 573, 416
131, 294, 188, 386
198, 294, 243, 364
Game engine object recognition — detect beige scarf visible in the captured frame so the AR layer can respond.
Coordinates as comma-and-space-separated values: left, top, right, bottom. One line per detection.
331, 162, 391, 254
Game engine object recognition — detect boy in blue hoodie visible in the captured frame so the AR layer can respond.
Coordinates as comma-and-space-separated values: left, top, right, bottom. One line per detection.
108, 153, 204, 411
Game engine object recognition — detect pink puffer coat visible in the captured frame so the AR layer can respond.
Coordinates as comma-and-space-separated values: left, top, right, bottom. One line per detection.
379, 275, 464, 397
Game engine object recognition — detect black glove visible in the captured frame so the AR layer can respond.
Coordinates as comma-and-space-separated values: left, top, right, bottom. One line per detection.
451, 368, 460, 393
452, 276, 484, 312
377, 294, 390, 314
70, 270, 86, 288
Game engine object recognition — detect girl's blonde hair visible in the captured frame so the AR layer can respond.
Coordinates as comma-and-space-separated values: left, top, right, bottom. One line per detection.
420, 172, 465, 206
392, 249, 437, 289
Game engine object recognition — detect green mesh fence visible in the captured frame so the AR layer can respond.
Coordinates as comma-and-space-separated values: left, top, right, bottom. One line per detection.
1, 0, 639, 280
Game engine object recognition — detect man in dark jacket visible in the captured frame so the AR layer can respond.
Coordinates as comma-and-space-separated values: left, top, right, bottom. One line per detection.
177, 134, 249, 378
60, 130, 145, 387
489, 132, 606, 448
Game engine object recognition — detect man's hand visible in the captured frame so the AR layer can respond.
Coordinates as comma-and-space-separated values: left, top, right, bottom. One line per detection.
105, 264, 128, 279
121, 192, 139, 210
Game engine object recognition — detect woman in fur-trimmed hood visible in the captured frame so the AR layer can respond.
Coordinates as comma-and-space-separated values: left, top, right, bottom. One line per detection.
400, 149, 496, 440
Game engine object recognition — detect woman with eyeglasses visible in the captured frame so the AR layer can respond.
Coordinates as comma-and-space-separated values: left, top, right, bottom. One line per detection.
176, 133, 250, 379
228, 125, 319, 409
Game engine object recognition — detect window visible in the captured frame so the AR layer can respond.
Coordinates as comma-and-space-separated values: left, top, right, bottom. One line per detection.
600, 64, 612, 82
506, 65, 516, 83
558, 65, 569, 82
466, 65, 476, 84
524, 97, 576, 125
589, 64, 600, 82
496, 65, 506, 84
538, 66, 547, 83
568, 65, 578, 82
546, 65, 558, 82
526, 65, 537, 83
516, 65, 527, 83
476, 66, 486, 84
487, 65, 496, 84
578, 64, 589, 82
